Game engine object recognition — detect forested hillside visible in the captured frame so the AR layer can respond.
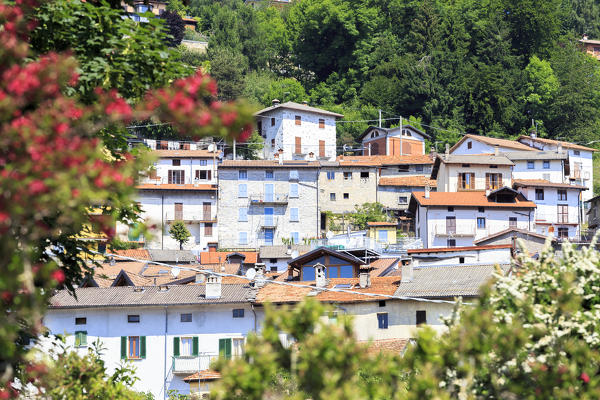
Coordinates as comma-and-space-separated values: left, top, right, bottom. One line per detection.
181, 0, 600, 149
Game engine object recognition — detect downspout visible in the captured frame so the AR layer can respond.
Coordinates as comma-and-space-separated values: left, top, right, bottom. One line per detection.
161, 194, 164, 250
163, 306, 169, 400
316, 167, 320, 238
251, 303, 257, 333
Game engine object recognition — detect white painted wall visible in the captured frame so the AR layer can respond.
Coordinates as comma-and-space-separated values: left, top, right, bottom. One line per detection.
451, 139, 523, 155
143, 157, 218, 185
411, 247, 512, 266
436, 163, 513, 192
511, 159, 565, 183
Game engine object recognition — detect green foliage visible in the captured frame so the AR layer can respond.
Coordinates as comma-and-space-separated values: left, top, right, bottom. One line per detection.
261, 77, 307, 106
161, 11, 186, 48
169, 221, 191, 250
207, 47, 248, 100
236, 131, 264, 160
348, 202, 390, 230
166, 0, 189, 17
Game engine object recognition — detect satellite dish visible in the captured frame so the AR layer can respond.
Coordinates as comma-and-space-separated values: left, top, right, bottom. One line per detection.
171, 267, 180, 278
326, 230, 334, 239
208, 144, 215, 152
245, 268, 257, 280
291, 250, 300, 259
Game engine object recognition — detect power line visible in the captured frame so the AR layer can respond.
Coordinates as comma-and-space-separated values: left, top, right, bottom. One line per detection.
91, 250, 471, 306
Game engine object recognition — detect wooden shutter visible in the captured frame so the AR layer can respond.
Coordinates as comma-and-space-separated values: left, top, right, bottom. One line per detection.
121, 336, 127, 359
468, 173, 475, 189
175, 203, 183, 220
295, 115, 301, 125
319, 140, 325, 157
208, 170, 212, 181
498, 173, 503, 188
140, 336, 146, 359
192, 337, 199, 356
204, 223, 213, 236
219, 338, 232, 359
319, 118, 325, 129
485, 173, 490, 190
295, 137, 301, 154
173, 337, 180, 357
168, 170, 173, 184
203, 202, 211, 220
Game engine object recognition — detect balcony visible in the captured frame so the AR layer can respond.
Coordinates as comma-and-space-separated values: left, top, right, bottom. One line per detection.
249, 193, 288, 205
433, 224, 477, 237
172, 354, 218, 375
165, 212, 217, 223
260, 216, 279, 228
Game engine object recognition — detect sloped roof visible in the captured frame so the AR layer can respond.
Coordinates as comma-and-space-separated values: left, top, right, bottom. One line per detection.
199, 251, 258, 264
517, 135, 598, 152
112, 249, 151, 261
336, 155, 434, 166
504, 151, 568, 161
136, 184, 217, 191
94, 261, 147, 278
367, 221, 397, 227
393, 264, 507, 298
219, 160, 319, 168
254, 101, 343, 118
407, 244, 513, 254
512, 179, 587, 190
473, 228, 555, 245
259, 245, 312, 260
288, 246, 365, 268
410, 191, 536, 208
436, 153, 514, 166
368, 258, 400, 277
361, 338, 411, 356
153, 150, 218, 158
358, 124, 431, 141
148, 249, 198, 263
378, 176, 436, 187
49, 284, 255, 308
450, 134, 535, 153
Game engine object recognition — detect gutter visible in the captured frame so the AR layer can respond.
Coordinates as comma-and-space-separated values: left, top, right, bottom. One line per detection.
251, 303, 257, 333
163, 306, 168, 400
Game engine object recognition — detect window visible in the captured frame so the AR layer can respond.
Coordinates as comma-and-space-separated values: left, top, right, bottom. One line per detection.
168, 170, 185, 184
574, 150, 581, 156
378, 230, 388, 242
490, 165, 498, 169
289, 170, 299, 180
543, 160, 550, 169
509, 217, 517, 227
467, 141, 472, 149
377, 313, 388, 329
238, 184, 248, 198
379, 300, 386, 307
558, 190, 567, 201
181, 313, 192, 322
172, 159, 181, 166
535, 189, 544, 200
398, 196, 408, 204
200, 159, 207, 166
478, 207, 485, 213
75, 317, 86, 325
74, 331, 87, 347
343, 172, 352, 180
477, 217, 486, 229
360, 171, 369, 179
128, 315, 140, 323
121, 336, 145, 360
459, 257, 465, 264
458, 172, 475, 190
448, 206, 454, 212
238, 232, 248, 245
291, 232, 299, 244
289, 183, 299, 198
558, 227, 569, 238
232, 338, 245, 358
204, 223, 213, 236
398, 165, 409, 172
326, 171, 335, 180
271, 117, 275, 126
462, 164, 471, 167
486, 173, 502, 190
302, 266, 316, 281
415, 165, 423, 172
238, 208, 248, 222
238, 170, 247, 180
265, 170, 274, 180
180, 337, 194, 356
343, 193, 349, 199
295, 115, 301, 125
558, 205, 568, 223
416, 310, 427, 325
446, 216, 456, 234
173, 336, 198, 357
135, 4, 151, 12
330, 193, 336, 201
319, 118, 325, 129
295, 137, 302, 154
195, 170, 210, 180
447, 239, 456, 247
527, 161, 535, 169
219, 338, 245, 360
290, 208, 299, 221
233, 309, 245, 318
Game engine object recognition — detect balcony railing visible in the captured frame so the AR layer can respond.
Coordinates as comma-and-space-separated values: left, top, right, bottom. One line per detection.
249, 193, 288, 205
433, 224, 477, 237
172, 354, 218, 375
165, 212, 217, 223
260, 216, 279, 228
311, 236, 423, 253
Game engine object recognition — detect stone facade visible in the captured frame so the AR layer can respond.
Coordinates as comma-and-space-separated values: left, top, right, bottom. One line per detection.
318, 165, 378, 213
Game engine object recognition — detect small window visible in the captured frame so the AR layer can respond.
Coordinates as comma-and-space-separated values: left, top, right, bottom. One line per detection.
295, 115, 301, 125
527, 161, 535, 169
343, 172, 352, 180
75, 317, 87, 325
265, 170, 274, 180
558, 227, 569, 238
291, 232, 299, 244
181, 313, 192, 322
172, 159, 181, 166
271, 117, 275, 126
478, 207, 485, 213
379, 300, 386, 307
467, 141, 472, 149
558, 190, 567, 201
327, 171, 335, 180
398, 165, 409, 172
360, 171, 369, 179
535, 189, 544, 200
490, 165, 498, 169
127, 336, 142, 359
330, 193, 336, 201
239, 170, 248, 180
200, 159, 208, 166
447, 239, 456, 247
289, 170, 299, 180
233, 309, 245, 318
543, 160, 550, 169
238, 207, 248, 222
319, 118, 325, 129
415, 165, 423, 172
343, 193, 349, 199
574, 150, 580, 156
459, 257, 465, 264
416, 310, 427, 325
477, 217, 486, 229
398, 196, 408, 204
269, 258, 277, 264
377, 313, 388, 329
74, 331, 87, 347
289, 183, 299, 198
128, 315, 140, 323
448, 206, 454, 212
461, 164, 470, 167
509, 217, 517, 227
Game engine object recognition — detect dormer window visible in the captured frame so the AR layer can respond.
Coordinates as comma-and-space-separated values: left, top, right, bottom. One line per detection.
467, 141, 472, 149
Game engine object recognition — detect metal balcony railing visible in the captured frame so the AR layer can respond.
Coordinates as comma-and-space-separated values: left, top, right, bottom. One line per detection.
165, 212, 217, 222
249, 193, 289, 204
433, 224, 477, 237
260, 216, 278, 228
172, 354, 218, 375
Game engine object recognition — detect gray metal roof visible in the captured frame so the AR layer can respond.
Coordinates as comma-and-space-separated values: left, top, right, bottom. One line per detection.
393, 264, 509, 298
437, 154, 514, 165
49, 285, 255, 308
254, 101, 343, 118
259, 245, 312, 259
148, 249, 197, 263
503, 151, 567, 161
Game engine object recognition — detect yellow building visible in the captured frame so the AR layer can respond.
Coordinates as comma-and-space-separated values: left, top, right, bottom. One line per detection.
366, 221, 397, 245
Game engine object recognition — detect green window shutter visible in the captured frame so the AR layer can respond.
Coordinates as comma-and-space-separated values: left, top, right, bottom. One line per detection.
173, 337, 180, 358
226, 338, 232, 359
140, 336, 146, 359
219, 338, 232, 360
192, 337, 199, 356
74, 331, 81, 347
80, 331, 87, 346
120, 336, 127, 359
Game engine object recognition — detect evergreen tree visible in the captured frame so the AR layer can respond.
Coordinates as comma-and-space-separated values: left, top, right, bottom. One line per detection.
169, 221, 192, 250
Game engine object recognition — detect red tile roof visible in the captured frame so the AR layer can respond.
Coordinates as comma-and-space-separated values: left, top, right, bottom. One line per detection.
378, 176, 436, 187
153, 150, 218, 158
136, 184, 217, 191
411, 191, 536, 208
368, 258, 400, 277
517, 136, 598, 152
367, 221, 397, 227
361, 338, 410, 356
112, 249, 150, 260
199, 251, 258, 264
512, 179, 587, 190
337, 155, 434, 166
94, 261, 147, 278
183, 370, 222, 382
407, 244, 513, 254
450, 134, 535, 153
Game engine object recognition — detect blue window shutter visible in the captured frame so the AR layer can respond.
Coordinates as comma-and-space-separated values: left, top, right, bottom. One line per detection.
290, 183, 298, 197
192, 337, 199, 356
239, 184, 247, 197
140, 336, 146, 359
173, 337, 180, 357
120, 336, 127, 359
291, 208, 298, 221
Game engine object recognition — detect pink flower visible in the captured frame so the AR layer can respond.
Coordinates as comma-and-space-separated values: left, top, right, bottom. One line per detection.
580, 372, 590, 384
28, 180, 46, 195
50, 269, 65, 284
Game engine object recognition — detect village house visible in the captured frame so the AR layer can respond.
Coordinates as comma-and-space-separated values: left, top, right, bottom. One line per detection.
406, 244, 513, 267
473, 227, 555, 256
258, 244, 312, 272
254, 101, 342, 161
579, 35, 600, 60
217, 160, 319, 248
366, 221, 398, 246
357, 124, 430, 156
449, 134, 536, 155
410, 188, 536, 248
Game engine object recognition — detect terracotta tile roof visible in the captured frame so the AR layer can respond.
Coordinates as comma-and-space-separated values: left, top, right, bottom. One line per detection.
336, 155, 434, 166
94, 261, 147, 278
254, 101, 343, 118
368, 258, 400, 277
183, 370, 222, 382
136, 184, 217, 191
148, 250, 198, 263
451, 134, 535, 153
411, 191, 536, 208
378, 176, 436, 187
256, 276, 401, 304
259, 245, 312, 259
201, 263, 243, 276
512, 179, 587, 190
407, 244, 513, 254
112, 249, 150, 261
199, 251, 258, 264
153, 150, 218, 158
473, 228, 555, 245
367, 221, 397, 227
517, 135, 598, 152
361, 338, 410, 356
219, 160, 319, 168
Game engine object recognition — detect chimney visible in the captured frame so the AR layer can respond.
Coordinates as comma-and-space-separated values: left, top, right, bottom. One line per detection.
424, 184, 430, 199
401, 259, 416, 283
205, 275, 222, 299
430, 146, 436, 160
272, 99, 280, 106
494, 144, 499, 156
302, 101, 308, 105
359, 271, 371, 288
278, 154, 283, 165
583, 34, 589, 40
254, 263, 266, 288
558, 143, 563, 154
444, 143, 449, 160
314, 263, 327, 288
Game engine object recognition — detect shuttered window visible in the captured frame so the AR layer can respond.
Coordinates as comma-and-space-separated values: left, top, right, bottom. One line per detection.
219, 338, 232, 360
74, 331, 87, 347
289, 183, 299, 198
238, 184, 248, 198
290, 208, 299, 222
295, 137, 301, 154
121, 336, 146, 359
174, 336, 199, 357
319, 119, 325, 129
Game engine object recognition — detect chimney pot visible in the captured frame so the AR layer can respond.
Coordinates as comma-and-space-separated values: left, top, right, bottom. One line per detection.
272, 99, 280, 105
302, 101, 308, 105
195, 273, 205, 283
444, 143, 450, 160
494, 144, 499, 156
314, 263, 327, 288
205, 275, 222, 299
424, 185, 430, 199
359, 272, 371, 288
401, 259, 415, 283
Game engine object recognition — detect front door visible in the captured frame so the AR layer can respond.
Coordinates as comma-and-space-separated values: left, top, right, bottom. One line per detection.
264, 228, 274, 245
203, 202, 211, 220
265, 184, 274, 202
264, 207, 273, 226
174, 203, 183, 220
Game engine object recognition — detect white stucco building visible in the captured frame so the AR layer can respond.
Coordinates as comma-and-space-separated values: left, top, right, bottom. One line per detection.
217, 160, 320, 248
449, 134, 537, 155
254, 101, 342, 161
357, 125, 431, 156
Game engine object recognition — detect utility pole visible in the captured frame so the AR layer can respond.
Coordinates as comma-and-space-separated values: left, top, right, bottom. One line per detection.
378, 109, 382, 128
233, 139, 236, 160
399, 116, 403, 156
